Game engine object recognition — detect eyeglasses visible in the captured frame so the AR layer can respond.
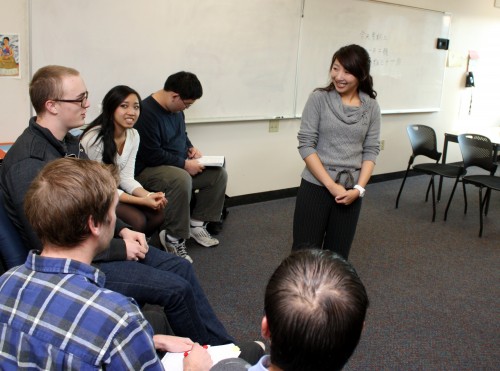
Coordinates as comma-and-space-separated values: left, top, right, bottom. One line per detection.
182, 100, 193, 108
178, 97, 195, 109
53, 91, 89, 108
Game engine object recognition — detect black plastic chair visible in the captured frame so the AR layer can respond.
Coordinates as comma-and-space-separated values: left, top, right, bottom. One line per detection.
444, 133, 500, 237
395, 125, 464, 222
0, 189, 30, 270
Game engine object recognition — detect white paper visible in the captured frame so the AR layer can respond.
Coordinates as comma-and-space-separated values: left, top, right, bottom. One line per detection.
161, 343, 241, 370
196, 155, 225, 167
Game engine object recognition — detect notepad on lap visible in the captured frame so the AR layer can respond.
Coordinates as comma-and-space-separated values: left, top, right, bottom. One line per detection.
161, 343, 241, 370
197, 155, 225, 167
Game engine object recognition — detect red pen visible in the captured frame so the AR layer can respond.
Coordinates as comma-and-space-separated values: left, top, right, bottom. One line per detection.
184, 344, 208, 357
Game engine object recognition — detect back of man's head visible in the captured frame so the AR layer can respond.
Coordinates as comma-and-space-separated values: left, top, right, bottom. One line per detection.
29, 65, 80, 115
264, 249, 368, 371
24, 158, 118, 248
163, 71, 203, 100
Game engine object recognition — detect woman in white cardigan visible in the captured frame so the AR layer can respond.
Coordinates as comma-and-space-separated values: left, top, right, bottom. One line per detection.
80, 85, 167, 238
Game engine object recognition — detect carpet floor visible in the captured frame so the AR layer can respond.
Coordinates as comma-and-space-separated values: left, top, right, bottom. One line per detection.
187, 174, 499, 370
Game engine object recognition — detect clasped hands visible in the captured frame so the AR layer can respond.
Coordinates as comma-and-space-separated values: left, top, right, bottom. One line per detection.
327, 183, 361, 206
120, 228, 149, 261
144, 191, 167, 211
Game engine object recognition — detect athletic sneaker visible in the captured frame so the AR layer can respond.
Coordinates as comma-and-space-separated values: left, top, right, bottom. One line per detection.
190, 224, 219, 247
159, 230, 193, 263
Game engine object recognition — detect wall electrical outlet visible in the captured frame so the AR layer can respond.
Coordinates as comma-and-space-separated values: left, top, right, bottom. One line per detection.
269, 119, 279, 133
381, 139, 385, 150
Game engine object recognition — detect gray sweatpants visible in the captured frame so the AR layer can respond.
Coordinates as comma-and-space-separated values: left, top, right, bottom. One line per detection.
136, 165, 227, 240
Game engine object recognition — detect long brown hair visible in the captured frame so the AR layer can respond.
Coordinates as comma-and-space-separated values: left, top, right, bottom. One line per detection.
317, 44, 377, 99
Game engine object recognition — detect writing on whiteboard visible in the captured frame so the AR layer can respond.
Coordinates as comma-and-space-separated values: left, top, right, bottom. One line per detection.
359, 30, 402, 69
359, 31, 388, 41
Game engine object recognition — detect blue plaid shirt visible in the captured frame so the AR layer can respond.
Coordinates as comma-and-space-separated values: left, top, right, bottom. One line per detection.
0, 250, 164, 370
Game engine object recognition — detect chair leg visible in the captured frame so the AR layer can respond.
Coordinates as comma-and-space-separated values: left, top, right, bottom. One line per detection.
462, 182, 468, 215
395, 167, 411, 209
437, 175, 443, 202
430, 177, 437, 222
478, 187, 484, 237
425, 177, 432, 202
483, 188, 492, 216
444, 177, 460, 221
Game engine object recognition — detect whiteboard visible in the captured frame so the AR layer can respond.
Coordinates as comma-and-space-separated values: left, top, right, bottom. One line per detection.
295, 0, 451, 115
30, 0, 450, 121
30, 0, 302, 123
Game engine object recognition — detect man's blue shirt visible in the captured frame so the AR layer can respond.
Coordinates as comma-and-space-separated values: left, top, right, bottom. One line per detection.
0, 251, 163, 370
134, 95, 193, 174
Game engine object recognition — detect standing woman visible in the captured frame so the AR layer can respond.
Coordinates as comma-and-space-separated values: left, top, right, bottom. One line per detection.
80, 86, 168, 240
292, 44, 381, 259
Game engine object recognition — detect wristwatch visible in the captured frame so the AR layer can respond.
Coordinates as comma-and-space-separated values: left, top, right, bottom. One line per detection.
353, 184, 366, 198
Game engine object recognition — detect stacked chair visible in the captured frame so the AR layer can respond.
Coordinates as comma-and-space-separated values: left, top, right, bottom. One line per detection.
396, 125, 464, 222
444, 133, 500, 237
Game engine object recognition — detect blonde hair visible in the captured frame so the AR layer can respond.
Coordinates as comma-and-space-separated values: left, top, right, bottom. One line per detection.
29, 65, 80, 114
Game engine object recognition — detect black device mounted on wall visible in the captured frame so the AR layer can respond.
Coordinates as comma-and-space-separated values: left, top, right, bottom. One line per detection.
436, 38, 449, 50
465, 72, 475, 87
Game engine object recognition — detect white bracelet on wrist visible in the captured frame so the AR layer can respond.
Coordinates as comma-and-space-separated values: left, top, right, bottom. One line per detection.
353, 184, 366, 198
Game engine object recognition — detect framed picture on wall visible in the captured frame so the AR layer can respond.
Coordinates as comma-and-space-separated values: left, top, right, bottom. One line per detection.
0, 33, 20, 78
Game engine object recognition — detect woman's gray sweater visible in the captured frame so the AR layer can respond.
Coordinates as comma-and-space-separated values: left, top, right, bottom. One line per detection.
297, 89, 381, 186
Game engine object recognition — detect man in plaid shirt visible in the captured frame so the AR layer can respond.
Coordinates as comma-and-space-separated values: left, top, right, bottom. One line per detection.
0, 158, 212, 370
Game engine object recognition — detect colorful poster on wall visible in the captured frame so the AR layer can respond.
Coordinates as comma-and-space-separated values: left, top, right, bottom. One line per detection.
0, 33, 20, 78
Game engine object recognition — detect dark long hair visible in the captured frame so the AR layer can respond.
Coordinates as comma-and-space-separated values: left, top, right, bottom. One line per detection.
317, 44, 377, 99
82, 85, 141, 165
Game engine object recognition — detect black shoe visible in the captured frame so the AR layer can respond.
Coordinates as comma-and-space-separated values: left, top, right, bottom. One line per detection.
206, 220, 223, 235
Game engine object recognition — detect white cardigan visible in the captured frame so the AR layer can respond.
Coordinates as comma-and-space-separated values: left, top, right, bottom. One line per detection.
80, 127, 143, 196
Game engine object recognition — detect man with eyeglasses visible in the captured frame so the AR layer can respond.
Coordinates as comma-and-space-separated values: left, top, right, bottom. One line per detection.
1, 65, 90, 250
0, 65, 235, 347
135, 71, 227, 259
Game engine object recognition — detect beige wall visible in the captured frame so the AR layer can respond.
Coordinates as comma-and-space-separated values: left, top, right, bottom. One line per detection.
2, 0, 30, 140
3, 0, 500, 196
